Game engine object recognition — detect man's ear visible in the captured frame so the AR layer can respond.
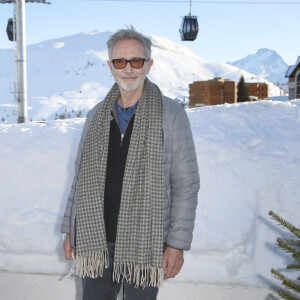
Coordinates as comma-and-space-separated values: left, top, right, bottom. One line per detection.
146, 59, 154, 74
107, 60, 113, 73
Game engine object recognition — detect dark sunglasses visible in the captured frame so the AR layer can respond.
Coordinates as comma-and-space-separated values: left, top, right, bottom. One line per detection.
111, 58, 150, 69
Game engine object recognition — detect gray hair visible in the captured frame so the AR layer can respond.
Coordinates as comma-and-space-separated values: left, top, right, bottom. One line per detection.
106, 26, 152, 60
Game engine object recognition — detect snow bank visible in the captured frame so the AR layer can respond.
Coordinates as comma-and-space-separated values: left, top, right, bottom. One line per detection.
0, 272, 277, 300
0, 100, 299, 288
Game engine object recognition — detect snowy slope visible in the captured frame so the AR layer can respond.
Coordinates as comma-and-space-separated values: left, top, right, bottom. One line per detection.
0, 100, 299, 289
0, 31, 284, 123
228, 48, 288, 88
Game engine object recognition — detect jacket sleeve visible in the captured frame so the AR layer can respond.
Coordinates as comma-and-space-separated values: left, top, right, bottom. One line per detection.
166, 106, 200, 250
60, 110, 93, 234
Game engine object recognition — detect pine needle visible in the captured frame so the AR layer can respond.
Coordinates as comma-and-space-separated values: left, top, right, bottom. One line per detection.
269, 211, 300, 239
287, 264, 300, 270
269, 211, 300, 299
271, 268, 300, 293
277, 290, 300, 300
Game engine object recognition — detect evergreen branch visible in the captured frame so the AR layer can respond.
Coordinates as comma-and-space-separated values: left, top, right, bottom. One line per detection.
277, 240, 300, 257
277, 289, 300, 300
278, 238, 300, 247
287, 264, 300, 270
269, 211, 300, 239
292, 252, 300, 262
293, 249, 300, 262
271, 269, 300, 293
270, 211, 300, 298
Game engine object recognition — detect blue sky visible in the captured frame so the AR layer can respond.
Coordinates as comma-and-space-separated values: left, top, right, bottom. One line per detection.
0, 0, 299, 65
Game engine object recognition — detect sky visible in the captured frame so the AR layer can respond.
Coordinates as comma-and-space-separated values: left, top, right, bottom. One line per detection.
0, 0, 299, 66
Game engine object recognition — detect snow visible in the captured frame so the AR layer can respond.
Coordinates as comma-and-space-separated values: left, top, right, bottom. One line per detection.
228, 48, 288, 89
0, 272, 277, 300
0, 99, 299, 290
0, 31, 285, 123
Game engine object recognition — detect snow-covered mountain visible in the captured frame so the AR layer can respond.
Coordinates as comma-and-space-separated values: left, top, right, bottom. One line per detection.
228, 48, 288, 89
0, 31, 285, 122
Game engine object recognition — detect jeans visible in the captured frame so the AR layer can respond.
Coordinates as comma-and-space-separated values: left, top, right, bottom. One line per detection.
82, 243, 159, 300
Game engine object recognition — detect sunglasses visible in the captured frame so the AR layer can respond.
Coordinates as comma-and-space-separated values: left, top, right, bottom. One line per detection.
111, 58, 150, 69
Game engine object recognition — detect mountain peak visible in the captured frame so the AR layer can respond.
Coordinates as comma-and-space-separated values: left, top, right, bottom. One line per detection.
256, 48, 275, 54
228, 48, 288, 86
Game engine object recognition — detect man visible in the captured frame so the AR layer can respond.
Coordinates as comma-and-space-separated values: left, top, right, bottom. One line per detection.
61, 27, 200, 300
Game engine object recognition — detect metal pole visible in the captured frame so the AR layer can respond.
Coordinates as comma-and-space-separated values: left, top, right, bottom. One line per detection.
13, 3, 18, 122
16, 0, 28, 123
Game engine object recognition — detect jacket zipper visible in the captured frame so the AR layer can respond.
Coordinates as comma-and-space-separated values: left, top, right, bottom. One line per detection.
119, 114, 135, 147
120, 133, 125, 147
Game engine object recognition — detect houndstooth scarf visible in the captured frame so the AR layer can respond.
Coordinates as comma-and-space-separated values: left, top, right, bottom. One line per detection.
75, 78, 164, 288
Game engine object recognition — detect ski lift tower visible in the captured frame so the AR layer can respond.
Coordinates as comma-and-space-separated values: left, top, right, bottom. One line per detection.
0, 0, 50, 123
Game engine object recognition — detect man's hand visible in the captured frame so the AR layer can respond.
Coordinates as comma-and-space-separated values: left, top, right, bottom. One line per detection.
63, 233, 76, 260
163, 246, 184, 280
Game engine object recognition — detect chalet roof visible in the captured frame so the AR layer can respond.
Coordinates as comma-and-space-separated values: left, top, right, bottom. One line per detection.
285, 56, 300, 78
0, 0, 50, 3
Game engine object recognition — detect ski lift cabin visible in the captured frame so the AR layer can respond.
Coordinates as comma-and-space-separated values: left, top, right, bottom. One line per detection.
179, 15, 199, 41
6, 18, 15, 41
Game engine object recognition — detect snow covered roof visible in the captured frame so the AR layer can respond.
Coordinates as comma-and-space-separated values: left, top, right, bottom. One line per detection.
0, 0, 50, 3
285, 56, 300, 78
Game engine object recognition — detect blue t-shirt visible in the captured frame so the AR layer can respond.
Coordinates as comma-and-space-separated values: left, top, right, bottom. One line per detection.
116, 99, 139, 134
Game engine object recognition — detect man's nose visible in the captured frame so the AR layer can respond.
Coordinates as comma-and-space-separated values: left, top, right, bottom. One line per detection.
123, 61, 134, 72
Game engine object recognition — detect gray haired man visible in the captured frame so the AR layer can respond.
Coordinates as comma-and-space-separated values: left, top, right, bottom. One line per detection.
61, 27, 200, 300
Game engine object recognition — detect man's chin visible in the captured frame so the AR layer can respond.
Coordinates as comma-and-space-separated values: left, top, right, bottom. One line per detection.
119, 83, 142, 92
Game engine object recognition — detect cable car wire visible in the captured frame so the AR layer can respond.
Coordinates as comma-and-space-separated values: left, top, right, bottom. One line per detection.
88, 0, 300, 5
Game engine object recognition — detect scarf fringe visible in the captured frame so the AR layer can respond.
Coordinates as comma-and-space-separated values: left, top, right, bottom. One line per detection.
113, 262, 164, 288
76, 250, 109, 278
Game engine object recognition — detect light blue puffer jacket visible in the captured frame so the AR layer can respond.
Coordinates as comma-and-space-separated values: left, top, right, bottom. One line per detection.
60, 95, 200, 251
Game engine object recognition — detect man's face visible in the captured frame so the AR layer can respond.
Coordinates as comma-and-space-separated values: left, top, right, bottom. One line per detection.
107, 39, 153, 93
